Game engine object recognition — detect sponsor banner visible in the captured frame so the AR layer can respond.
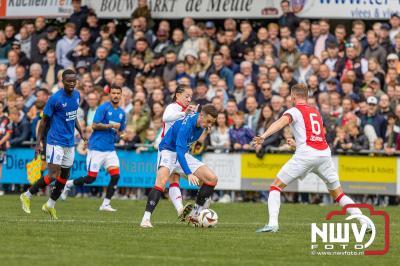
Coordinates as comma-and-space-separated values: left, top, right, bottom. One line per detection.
240, 153, 296, 191
202, 153, 241, 190
0, 0, 73, 18
397, 158, 400, 195
1, 149, 399, 194
341, 181, 396, 195
241, 153, 291, 179
1, 148, 198, 189
86, 0, 399, 20
338, 156, 397, 183
241, 178, 298, 191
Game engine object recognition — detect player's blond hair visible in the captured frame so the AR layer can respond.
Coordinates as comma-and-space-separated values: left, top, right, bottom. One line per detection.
291, 83, 308, 99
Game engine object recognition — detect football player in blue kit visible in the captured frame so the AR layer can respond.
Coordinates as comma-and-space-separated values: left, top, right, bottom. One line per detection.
140, 104, 219, 228
20, 69, 85, 219
61, 85, 126, 212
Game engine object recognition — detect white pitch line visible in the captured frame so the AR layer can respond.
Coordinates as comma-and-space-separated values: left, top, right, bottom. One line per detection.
0, 218, 267, 225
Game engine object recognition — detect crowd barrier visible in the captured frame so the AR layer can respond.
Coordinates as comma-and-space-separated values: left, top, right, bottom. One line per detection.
1, 148, 399, 195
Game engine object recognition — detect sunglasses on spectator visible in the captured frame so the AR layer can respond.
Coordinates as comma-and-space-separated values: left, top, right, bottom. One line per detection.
345, 43, 354, 48
388, 59, 397, 62
368, 103, 377, 106
262, 88, 271, 91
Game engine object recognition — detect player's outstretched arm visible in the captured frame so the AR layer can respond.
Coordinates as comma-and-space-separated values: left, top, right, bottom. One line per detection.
75, 118, 86, 141
35, 116, 48, 156
252, 115, 290, 146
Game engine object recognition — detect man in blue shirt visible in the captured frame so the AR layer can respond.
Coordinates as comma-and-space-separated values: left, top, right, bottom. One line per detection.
140, 104, 218, 228
20, 69, 85, 219
61, 86, 126, 212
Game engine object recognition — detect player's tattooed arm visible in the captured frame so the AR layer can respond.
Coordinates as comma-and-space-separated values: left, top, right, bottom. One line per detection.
35, 116, 48, 156
75, 118, 86, 142
92, 122, 120, 130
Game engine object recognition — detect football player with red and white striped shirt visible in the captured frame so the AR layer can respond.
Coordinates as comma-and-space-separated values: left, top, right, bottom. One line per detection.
253, 83, 370, 233
157, 85, 197, 219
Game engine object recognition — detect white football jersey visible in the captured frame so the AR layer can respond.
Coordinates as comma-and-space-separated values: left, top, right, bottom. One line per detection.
161, 102, 187, 138
283, 104, 331, 157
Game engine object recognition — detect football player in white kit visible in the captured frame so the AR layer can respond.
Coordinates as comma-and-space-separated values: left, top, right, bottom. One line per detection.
159, 85, 197, 219
253, 84, 371, 233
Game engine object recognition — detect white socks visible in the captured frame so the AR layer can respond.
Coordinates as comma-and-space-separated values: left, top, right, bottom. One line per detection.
47, 198, 56, 208
169, 183, 183, 215
267, 188, 281, 227
336, 193, 366, 224
66, 180, 74, 188
142, 211, 151, 221
102, 198, 111, 206
25, 190, 32, 199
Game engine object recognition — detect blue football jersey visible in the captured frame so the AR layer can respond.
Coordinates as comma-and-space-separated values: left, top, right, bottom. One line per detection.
44, 89, 80, 147
159, 113, 204, 175
88, 102, 126, 152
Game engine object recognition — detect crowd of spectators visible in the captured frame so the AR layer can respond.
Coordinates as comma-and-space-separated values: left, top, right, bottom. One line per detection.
1, 1, 400, 158
0, 0, 400, 200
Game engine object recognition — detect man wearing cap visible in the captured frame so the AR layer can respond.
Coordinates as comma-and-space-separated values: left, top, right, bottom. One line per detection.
205, 21, 217, 41
369, 77, 384, 97
387, 53, 400, 74
379, 23, 392, 52
389, 13, 400, 45
11, 41, 30, 67
365, 30, 387, 67
361, 96, 387, 147
46, 26, 59, 51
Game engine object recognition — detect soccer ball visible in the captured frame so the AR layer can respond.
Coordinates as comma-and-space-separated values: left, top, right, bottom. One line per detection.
198, 209, 218, 228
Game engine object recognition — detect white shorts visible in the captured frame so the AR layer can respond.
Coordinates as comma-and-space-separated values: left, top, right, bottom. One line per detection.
46, 144, 75, 167
277, 156, 340, 189
157, 150, 204, 177
87, 150, 120, 173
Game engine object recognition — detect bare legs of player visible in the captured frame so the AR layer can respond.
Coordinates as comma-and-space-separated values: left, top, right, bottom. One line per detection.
141, 166, 218, 228
257, 178, 369, 233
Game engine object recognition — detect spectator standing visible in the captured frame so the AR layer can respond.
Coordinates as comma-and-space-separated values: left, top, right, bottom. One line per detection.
210, 112, 230, 153
364, 30, 387, 67
42, 49, 62, 88
229, 110, 254, 151
30, 17, 47, 61
69, 0, 90, 32
278, 0, 299, 32
8, 107, 30, 147
56, 23, 80, 68
361, 96, 387, 147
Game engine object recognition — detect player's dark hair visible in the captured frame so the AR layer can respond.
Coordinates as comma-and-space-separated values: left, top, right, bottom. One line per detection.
62, 69, 76, 80
173, 85, 192, 102
37, 88, 50, 95
110, 85, 122, 92
291, 83, 308, 99
201, 104, 218, 118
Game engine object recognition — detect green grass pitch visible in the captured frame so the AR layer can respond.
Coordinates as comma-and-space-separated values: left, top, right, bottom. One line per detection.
0, 195, 399, 266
